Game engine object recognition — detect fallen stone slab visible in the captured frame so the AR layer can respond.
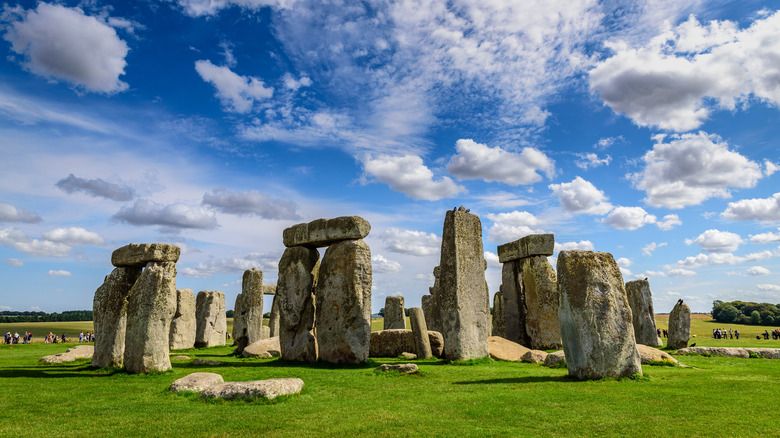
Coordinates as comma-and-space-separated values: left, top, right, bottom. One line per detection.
169, 372, 224, 393
748, 348, 780, 359
399, 352, 417, 359
192, 359, 221, 365
369, 329, 444, 358
112, 243, 181, 267
242, 337, 281, 358
488, 336, 530, 361
171, 355, 190, 360
675, 346, 780, 359
40, 345, 94, 364
200, 378, 304, 400
263, 284, 276, 295
636, 344, 678, 364
521, 349, 548, 364
497, 234, 554, 263
283, 216, 371, 248
544, 350, 566, 368
375, 363, 419, 374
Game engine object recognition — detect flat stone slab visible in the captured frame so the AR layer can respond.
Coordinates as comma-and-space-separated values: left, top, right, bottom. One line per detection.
112, 243, 181, 267
375, 363, 419, 374
283, 216, 370, 248
399, 352, 417, 359
497, 234, 554, 263
521, 349, 548, 364
487, 336, 530, 361
169, 372, 224, 393
544, 350, 566, 368
637, 344, 679, 364
676, 346, 780, 359
192, 359, 221, 365
369, 329, 444, 358
200, 378, 304, 400
40, 345, 94, 363
171, 355, 190, 360
242, 337, 281, 358
262, 284, 276, 295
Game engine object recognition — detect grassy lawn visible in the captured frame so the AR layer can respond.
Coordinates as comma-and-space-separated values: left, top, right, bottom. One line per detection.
0, 316, 779, 436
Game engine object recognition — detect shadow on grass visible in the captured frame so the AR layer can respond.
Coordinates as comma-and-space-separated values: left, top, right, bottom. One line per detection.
0, 365, 122, 378
173, 357, 383, 370
453, 375, 573, 385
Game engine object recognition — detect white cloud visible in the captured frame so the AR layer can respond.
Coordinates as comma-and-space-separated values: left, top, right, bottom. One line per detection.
484, 251, 501, 269
476, 192, 531, 209
202, 188, 300, 220
3, 3, 129, 93
656, 214, 682, 231
175, 0, 293, 16
283, 74, 312, 90
549, 177, 613, 215
55, 174, 134, 201
594, 136, 624, 150
179, 252, 279, 278
603, 207, 656, 230
5, 258, 23, 267
667, 268, 697, 277
616, 257, 632, 268
765, 160, 780, 177
377, 228, 440, 256
446, 139, 554, 186
590, 12, 780, 131
362, 155, 465, 201
631, 132, 763, 209
757, 284, 780, 292
0, 227, 70, 257
642, 241, 667, 256
0, 202, 41, 223
750, 229, 780, 244
112, 199, 218, 231
195, 60, 273, 113
575, 153, 611, 170
42, 227, 104, 246
685, 229, 744, 253
372, 254, 402, 273
722, 192, 780, 222
671, 250, 774, 269
554, 240, 595, 253
47, 270, 71, 277
485, 211, 544, 243
746, 266, 770, 276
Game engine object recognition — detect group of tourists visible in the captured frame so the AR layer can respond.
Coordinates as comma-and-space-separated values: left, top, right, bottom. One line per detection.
713, 328, 739, 339
2, 330, 94, 344
4, 332, 32, 344
759, 329, 780, 340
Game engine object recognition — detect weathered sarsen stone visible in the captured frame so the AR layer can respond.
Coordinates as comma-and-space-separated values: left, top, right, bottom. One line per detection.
316, 239, 372, 364
625, 279, 661, 346
200, 378, 304, 400
521, 256, 561, 350
384, 295, 406, 330
492, 290, 505, 338
169, 372, 224, 393
369, 329, 444, 358
497, 234, 554, 264
112, 243, 180, 267
232, 268, 264, 353
422, 266, 443, 333
557, 250, 641, 380
409, 307, 432, 359
124, 261, 178, 374
277, 246, 319, 362
668, 299, 691, 350
195, 290, 227, 348
501, 261, 528, 346
283, 216, 371, 248
169, 288, 196, 350
439, 207, 490, 360
268, 295, 280, 338
92, 266, 141, 368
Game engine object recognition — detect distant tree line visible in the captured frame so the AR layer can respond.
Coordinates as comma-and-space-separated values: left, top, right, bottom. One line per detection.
0, 310, 93, 323
712, 300, 780, 326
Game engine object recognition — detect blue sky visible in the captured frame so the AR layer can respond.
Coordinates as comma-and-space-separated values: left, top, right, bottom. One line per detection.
1, 0, 779, 314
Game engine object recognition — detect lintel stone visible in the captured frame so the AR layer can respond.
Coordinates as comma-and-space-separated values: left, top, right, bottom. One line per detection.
282, 216, 370, 248
497, 234, 554, 263
112, 243, 181, 267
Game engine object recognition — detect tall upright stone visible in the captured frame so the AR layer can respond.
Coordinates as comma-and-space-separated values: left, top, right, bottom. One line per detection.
269, 295, 280, 338
501, 260, 528, 346
277, 246, 319, 362
492, 290, 505, 338
439, 207, 490, 360
521, 256, 561, 350
92, 266, 141, 368
422, 266, 443, 333
668, 299, 691, 350
421, 294, 435, 333
625, 279, 661, 346
124, 262, 178, 374
409, 307, 432, 359
557, 250, 641, 380
169, 288, 196, 350
316, 239, 372, 364
233, 268, 264, 353
383, 296, 406, 330
195, 290, 227, 348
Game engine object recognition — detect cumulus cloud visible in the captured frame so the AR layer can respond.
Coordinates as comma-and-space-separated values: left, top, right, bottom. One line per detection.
722, 192, 780, 222
590, 12, 780, 131
3, 3, 129, 93
484, 251, 501, 269
642, 241, 667, 256
670, 250, 773, 269
362, 155, 465, 201
549, 177, 613, 215
575, 153, 611, 170
0, 227, 70, 257
757, 284, 780, 292
765, 160, 780, 177
179, 252, 279, 278
377, 228, 440, 256
750, 229, 780, 244
113, 199, 218, 230
47, 270, 71, 277
195, 60, 273, 113
5, 258, 23, 267
485, 211, 544, 243
55, 174, 134, 201
603, 207, 656, 230
656, 214, 682, 231
746, 266, 770, 276
0, 202, 41, 223
631, 132, 763, 209
202, 188, 300, 220
554, 240, 595, 253
372, 254, 402, 273
685, 229, 744, 253
42, 227, 104, 246
667, 268, 697, 277
446, 139, 554, 186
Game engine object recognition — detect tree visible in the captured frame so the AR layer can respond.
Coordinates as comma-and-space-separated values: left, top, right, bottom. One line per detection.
378, 308, 385, 317
750, 310, 761, 325
719, 304, 740, 323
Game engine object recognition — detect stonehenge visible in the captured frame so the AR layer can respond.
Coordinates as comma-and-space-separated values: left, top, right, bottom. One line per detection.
277, 246, 319, 362
232, 268, 264, 353
420, 266, 442, 334
409, 307, 432, 359
668, 299, 691, 350
625, 279, 661, 346
384, 296, 406, 330
169, 288, 196, 350
492, 290, 505, 337
195, 290, 227, 348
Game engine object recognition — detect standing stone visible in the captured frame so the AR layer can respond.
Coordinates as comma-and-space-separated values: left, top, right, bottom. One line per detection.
195, 291, 227, 348
502, 260, 528, 346
492, 290, 505, 338
421, 294, 435, 333
557, 250, 641, 380
269, 295, 280, 338
124, 262, 178, 374
169, 288, 196, 350
439, 207, 490, 360
422, 266, 443, 333
92, 266, 141, 368
668, 299, 691, 350
409, 307, 432, 359
625, 279, 661, 346
232, 293, 246, 346
277, 246, 319, 362
521, 256, 561, 350
233, 269, 264, 353
383, 296, 406, 330
316, 239, 372, 364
